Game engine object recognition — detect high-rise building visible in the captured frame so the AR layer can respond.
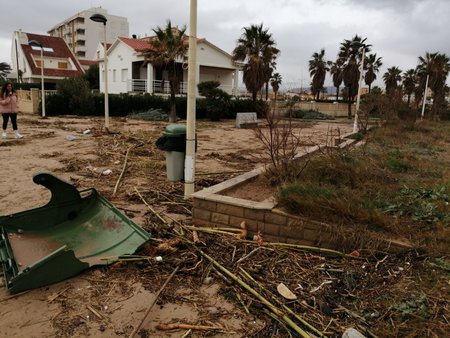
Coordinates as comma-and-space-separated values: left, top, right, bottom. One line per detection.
47, 7, 129, 60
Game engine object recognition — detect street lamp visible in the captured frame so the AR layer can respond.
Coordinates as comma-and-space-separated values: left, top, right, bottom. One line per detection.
90, 13, 109, 129
184, 0, 198, 198
350, 41, 366, 133
421, 74, 429, 120
28, 40, 46, 118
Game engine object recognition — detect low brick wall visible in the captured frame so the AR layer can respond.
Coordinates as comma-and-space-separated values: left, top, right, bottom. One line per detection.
191, 136, 412, 253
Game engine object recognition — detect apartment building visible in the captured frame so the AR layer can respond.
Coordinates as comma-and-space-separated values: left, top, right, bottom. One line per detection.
47, 7, 129, 60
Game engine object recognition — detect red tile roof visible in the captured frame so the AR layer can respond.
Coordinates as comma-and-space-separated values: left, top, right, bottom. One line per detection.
119, 37, 151, 52
23, 33, 84, 78
118, 36, 207, 53
79, 59, 98, 66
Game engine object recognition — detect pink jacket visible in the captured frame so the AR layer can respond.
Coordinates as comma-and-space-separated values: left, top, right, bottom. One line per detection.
0, 93, 19, 113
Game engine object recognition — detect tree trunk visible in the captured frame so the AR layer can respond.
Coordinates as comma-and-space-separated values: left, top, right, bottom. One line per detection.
252, 90, 257, 102
335, 85, 339, 101
347, 85, 352, 118
265, 82, 269, 101
368, 83, 372, 94
169, 82, 177, 123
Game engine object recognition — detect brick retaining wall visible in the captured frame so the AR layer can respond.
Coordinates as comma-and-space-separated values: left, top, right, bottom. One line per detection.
191, 135, 412, 253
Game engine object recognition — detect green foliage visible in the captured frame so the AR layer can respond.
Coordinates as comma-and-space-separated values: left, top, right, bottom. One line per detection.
197, 81, 221, 96
394, 294, 430, 320
83, 64, 99, 89
54, 77, 95, 115
197, 81, 231, 121
378, 186, 450, 224
127, 109, 169, 121
0, 62, 11, 80
8, 82, 41, 90
290, 109, 335, 120
384, 156, 412, 172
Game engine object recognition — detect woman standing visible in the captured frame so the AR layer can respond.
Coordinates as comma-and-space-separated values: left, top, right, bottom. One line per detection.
0, 82, 23, 139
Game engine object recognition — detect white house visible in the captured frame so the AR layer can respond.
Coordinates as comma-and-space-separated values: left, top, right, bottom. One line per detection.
98, 35, 241, 96
11, 31, 84, 85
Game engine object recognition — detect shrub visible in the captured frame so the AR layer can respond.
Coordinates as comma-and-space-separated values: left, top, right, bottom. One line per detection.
54, 77, 95, 115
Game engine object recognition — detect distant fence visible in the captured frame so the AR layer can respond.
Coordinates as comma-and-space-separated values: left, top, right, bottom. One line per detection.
278, 101, 355, 118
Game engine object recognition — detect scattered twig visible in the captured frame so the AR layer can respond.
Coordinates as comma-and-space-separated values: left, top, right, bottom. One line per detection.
156, 323, 225, 331
87, 305, 104, 319
194, 246, 312, 338
47, 287, 71, 303
134, 187, 168, 225
113, 146, 132, 195
0, 290, 30, 302
128, 265, 180, 338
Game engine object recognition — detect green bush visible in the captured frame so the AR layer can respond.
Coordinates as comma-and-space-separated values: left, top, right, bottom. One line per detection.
45, 81, 268, 119
291, 109, 334, 120
54, 77, 95, 115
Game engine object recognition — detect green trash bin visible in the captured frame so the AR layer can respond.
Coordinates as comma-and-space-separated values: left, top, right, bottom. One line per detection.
155, 124, 186, 181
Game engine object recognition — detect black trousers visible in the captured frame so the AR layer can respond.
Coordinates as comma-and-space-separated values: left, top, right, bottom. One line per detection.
2, 113, 18, 131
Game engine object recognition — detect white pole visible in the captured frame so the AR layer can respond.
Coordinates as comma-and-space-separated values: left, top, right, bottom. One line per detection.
353, 47, 365, 133
421, 74, 429, 120
103, 23, 110, 128
184, 0, 197, 198
40, 47, 46, 118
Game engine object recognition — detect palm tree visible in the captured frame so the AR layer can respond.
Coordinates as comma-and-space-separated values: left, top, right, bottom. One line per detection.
402, 69, 417, 105
142, 20, 188, 122
383, 66, 402, 96
364, 53, 382, 93
309, 49, 329, 100
328, 59, 344, 101
0, 62, 11, 80
232, 23, 279, 102
417, 52, 450, 118
339, 35, 371, 118
270, 72, 282, 100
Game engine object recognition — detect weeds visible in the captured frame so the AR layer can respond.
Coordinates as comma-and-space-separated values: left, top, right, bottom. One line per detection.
272, 121, 450, 252
254, 105, 305, 184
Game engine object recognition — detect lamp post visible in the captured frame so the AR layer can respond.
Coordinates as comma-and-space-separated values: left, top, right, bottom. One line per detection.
184, 0, 198, 198
90, 13, 109, 129
421, 74, 429, 120
351, 41, 366, 133
28, 40, 46, 118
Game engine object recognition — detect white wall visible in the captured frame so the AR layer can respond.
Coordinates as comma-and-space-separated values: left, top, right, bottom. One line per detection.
102, 42, 134, 93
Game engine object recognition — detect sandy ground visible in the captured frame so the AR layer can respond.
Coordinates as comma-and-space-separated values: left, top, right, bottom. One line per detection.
0, 112, 352, 338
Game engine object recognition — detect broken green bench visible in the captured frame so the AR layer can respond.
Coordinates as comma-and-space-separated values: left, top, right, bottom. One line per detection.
0, 172, 150, 293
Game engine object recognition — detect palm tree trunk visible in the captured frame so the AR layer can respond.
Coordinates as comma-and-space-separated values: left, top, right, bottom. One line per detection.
347, 85, 352, 118
252, 91, 257, 102
335, 85, 339, 101
265, 82, 269, 100
169, 80, 177, 123
368, 83, 372, 94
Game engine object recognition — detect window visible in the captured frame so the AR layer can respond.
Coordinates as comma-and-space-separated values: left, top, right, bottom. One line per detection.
35, 60, 42, 68
121, 69, 128, 82
58, 62, 68, 69
76, 51, 86, 57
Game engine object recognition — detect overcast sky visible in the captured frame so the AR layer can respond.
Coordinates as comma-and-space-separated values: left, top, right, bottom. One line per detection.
1, 0, 449, 89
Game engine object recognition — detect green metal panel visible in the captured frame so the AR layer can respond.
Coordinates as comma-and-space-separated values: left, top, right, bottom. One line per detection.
0, 172, 150, 293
